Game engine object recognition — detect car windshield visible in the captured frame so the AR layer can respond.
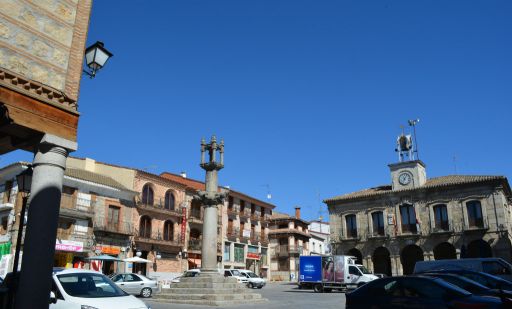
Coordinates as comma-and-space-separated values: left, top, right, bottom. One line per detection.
183, 271, 198, 278
246, 272, 259, 278
57, 273, 128, 298
357, 266, 372, 274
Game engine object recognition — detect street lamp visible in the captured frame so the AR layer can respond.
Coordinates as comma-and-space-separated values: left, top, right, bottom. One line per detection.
83, 41, 113, 78
13, 166, 33, 272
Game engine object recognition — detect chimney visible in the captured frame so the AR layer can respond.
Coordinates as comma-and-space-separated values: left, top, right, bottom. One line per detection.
180, 171, 187, 178
295, 207, 301, 219
84, 158, 96, 172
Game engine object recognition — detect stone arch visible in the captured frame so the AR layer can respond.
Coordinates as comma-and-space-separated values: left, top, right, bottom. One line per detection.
492, 237, 512, 261
164, 190, 176, 210
141, 183, 154, 205
467, 239, 492, 258
433, 242, 457, 260
400, 244, 424, 275
347, 248, 363, 265
372, 246, 392, 276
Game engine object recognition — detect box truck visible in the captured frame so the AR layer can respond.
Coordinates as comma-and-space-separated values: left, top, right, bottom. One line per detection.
298, 255, 378, 293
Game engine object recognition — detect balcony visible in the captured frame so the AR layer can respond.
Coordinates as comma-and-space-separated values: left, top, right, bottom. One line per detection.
239, 210, 250, 222
368, 229, 389, 240
250, 234, 260, 244
274, 245, 303, 256
134, 230, 182, 250
260, 236, 269, 246
250, 213, 260, 222
59, 193, 94, 220
464, 218, 489, 233
268, 228, 310, 238
227, 207, 238, 219
189, 208, 203, 224
188, 239, 222, 254
94, 219, 133, 236
137, 198, 184, 218
56, 229, 92, 243
227, 228, 239, 241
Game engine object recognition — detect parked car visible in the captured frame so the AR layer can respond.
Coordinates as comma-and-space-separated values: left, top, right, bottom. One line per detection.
238, 270, 266, 289
420, 272, 512, 299
346, 276, 505, 309
414, 258, 512, 281
0, 268, 151, 309
419, 269, 512, 292
223, 269, 249, 284
111, 273, 158, 298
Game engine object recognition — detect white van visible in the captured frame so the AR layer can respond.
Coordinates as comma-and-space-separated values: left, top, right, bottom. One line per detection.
238, 270, 266, 289
414, 258, 512, 281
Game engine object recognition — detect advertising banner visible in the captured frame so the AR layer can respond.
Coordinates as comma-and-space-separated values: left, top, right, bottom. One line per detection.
334, 255, 345, 283
299, 256, 322, 282
55, 240, 83, 252
322, 256, 335, 282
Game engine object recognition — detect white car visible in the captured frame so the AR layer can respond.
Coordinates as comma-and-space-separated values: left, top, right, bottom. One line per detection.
49, 268, 150, 309
238, 270, 266, 289
111, 273, 158, 298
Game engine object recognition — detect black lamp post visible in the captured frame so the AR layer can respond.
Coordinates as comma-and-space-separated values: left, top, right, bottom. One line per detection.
83, 41, 113, 78
12, 166, 32, 273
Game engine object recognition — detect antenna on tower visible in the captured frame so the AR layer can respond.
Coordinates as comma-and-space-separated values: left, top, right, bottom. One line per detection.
408, 118, 420, 160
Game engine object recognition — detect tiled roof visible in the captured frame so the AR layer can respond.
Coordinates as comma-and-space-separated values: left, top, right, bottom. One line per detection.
65, 168, 131, 191
269, 211, 310, 225
324, 175, 509, 204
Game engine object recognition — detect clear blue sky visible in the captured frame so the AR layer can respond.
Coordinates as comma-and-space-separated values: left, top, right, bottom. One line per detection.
3, 1, 511, 221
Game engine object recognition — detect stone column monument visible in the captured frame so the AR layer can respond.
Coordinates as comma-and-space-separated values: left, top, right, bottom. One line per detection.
196, 136, 226, 274
151, 136, 265, 306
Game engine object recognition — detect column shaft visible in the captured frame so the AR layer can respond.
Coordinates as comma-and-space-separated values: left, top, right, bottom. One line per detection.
201, 205, 218, 271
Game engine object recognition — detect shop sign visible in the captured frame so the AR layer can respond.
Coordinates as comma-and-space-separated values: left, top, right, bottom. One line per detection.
95, 245, 120, 255
247, 252, 260, 260
181, 214, 187, 243
55, 239, 83, 252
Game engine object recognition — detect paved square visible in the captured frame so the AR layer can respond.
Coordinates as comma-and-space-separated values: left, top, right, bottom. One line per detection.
144, 283, 346, 309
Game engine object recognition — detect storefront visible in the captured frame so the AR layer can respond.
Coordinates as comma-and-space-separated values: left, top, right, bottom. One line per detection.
54, 239, 87, 268
95, 245, 122, 275
246, 246, 260, 275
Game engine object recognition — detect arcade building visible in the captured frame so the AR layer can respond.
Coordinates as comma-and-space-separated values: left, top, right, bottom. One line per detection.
324, 135, 512, 276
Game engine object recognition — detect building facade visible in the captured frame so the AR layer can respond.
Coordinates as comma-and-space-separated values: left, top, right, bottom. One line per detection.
268, 208, 310, 281
325, 159, 512, 276
309, 220, 331, 255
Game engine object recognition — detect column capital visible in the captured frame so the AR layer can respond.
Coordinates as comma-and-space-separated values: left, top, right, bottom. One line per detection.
40, 134, 78, 152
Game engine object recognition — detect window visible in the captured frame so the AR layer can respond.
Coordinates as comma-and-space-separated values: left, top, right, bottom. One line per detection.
141, 184, 154, 205
164, 191, 175, 210
433, 204, 449, 231
466, 201, 484, 228
240, 200, 245, 213
163, 221, 174, 241
251, 203, 255, 214
372, 211, 385, 236
345, 214, 357, 238
223, 242, 231, 261
191, 200, 201, 219
400, 204, 417, 233
139, 216, 151, 238
123, 274, 142, 282
349, 266, 361, 276
234, 245, 244, 263
108, 206, 120, 231
227, 219, 234, 235
228, 196, 234, 210
0, 216, 7, 234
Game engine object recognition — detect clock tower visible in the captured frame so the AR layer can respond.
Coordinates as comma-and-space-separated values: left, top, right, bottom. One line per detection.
389, 160, 427, 190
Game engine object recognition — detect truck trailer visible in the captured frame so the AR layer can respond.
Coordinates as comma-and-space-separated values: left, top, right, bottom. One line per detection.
298, 255, 378, 292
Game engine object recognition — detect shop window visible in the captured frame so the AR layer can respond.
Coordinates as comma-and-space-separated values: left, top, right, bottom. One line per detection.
141, 184, 154, 205
234, 245, 244, 263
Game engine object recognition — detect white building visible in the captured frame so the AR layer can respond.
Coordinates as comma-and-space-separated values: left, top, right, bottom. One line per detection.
309, 220, 331, 255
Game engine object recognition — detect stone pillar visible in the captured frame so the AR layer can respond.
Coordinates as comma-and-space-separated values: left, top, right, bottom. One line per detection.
15, 134, 76, 309
201, 205, 218, 271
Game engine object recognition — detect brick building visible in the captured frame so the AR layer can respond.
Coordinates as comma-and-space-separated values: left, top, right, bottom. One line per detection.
325, 159, 512, 276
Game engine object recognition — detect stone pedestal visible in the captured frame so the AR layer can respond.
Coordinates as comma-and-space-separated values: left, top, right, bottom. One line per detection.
151, 273, 266, 306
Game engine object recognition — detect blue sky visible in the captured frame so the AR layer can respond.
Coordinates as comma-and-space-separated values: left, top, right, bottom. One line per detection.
4, 1, 511, 221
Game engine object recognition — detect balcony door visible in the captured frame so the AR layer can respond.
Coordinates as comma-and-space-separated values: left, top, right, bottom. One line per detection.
108, 206, 120, 231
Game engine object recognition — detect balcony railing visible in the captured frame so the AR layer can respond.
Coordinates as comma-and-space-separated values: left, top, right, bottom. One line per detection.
227, 207, 239, 218
188, 239, 222, 253
137, 198, 184, 217
59, 193, 94, 219
134, 229, 182, 246
227, 228, 239, 241
56, 229, 92, 242
239, 210, 250, 221
274, 245, 303, 256
250, 213, 260, 221
94, 218, 134, 236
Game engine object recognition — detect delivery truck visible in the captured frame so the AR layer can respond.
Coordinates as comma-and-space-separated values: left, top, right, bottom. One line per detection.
298, 255, 378, 292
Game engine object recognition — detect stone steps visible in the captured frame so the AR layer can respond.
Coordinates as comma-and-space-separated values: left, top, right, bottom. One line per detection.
150, 298, 267, 306
153, 293, 263, 301
161, 288, 250, 294
169, 282, 242, 289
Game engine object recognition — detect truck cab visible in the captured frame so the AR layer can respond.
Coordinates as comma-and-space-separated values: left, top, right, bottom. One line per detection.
348, 264, 379, 287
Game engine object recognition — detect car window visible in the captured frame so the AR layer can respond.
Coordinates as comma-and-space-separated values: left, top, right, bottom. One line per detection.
349, 266, 361, 276
402, 278, 449, 299
124, 274, 142, 282
51, 279, 64, 300
111, 274, 123, 282
231, 270, 241, 276
57, 273, 128, 298
224, 270, 231, 276
483, 262, 511, 275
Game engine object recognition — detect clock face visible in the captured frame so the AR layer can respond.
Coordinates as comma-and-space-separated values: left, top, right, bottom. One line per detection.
398, 172, 412, 185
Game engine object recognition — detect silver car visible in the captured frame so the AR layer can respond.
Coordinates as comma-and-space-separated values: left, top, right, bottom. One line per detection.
111, 273, 158, 298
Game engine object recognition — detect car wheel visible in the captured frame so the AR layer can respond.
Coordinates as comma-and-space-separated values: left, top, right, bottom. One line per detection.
248, 282, 254, 288
257, 286, 263, 289
141, 287, 152, 298
313, 284, 323, 293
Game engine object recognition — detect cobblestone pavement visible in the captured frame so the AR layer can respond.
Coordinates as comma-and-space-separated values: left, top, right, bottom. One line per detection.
144, 282, 346, 309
